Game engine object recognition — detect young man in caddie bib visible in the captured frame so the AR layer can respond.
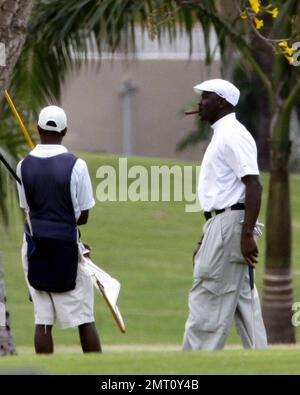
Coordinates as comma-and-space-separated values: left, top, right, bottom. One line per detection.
17, 105, 101, 354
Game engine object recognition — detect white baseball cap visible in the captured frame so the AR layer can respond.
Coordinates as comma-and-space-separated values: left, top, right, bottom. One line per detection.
193, 79, 240, 107
38, 105, 67, 133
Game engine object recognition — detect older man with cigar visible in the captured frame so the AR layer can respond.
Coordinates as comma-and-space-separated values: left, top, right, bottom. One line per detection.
182, 79, 267, 350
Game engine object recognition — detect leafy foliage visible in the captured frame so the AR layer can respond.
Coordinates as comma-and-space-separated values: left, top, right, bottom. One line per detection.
0, 100, 31, 226
8, 0, 253, 157
10, 0, 250, 119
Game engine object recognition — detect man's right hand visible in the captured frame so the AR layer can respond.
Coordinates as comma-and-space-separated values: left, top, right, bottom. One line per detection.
241, 232, 258, 267
192, 236, 203, 267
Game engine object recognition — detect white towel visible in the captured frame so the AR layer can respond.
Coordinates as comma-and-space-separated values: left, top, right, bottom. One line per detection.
0, 302, 6, 327
80, 244, 126, 334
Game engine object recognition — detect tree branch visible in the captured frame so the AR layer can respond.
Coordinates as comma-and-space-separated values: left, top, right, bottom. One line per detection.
283, 77, 300, 116
238, 45, 276, 108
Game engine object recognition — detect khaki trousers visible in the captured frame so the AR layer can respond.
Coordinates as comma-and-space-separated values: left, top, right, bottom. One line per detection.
182, 210, 267, 350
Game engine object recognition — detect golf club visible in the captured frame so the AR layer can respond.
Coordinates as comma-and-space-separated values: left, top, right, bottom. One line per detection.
4, 90, 35, 149
249, 265, 256, 349
0, 153, 21, 184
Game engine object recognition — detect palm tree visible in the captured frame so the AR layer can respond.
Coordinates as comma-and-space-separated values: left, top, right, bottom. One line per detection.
10, 0, 300, 343
0, 0, 34, 355
0, 0, 33, 93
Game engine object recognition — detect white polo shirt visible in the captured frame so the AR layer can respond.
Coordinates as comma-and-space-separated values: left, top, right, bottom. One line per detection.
17, 144, 95, 221
198, 113, 259, 212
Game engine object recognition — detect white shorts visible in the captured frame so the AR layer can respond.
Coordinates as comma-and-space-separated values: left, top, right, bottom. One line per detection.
21, 236, 95, 329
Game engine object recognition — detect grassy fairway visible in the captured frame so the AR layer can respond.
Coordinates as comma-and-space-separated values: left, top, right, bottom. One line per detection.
0, 348, 300, 374
1, 153, 300, 374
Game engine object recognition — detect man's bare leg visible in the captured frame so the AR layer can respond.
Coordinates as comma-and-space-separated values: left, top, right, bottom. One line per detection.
34, 324, 53, 354
78, 322, 101, 353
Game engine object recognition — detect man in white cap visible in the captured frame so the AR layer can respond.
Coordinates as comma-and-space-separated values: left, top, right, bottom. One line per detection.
16, 106, 101, 354
182, 79, 267, 350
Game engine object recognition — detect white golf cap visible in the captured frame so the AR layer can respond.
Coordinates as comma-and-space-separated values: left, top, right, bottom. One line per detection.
193, 78, 240, 107
38, 105, 67, 133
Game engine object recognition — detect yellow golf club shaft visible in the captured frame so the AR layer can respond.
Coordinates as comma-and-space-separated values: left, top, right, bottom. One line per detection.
4, 90, 35, 149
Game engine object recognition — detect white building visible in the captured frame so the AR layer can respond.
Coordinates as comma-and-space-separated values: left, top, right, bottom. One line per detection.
62, 26, 221, 161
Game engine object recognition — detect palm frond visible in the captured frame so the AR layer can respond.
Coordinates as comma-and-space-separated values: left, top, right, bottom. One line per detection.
11, 0, 250, 114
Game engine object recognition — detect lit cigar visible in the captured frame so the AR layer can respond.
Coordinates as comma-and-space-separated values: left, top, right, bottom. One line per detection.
185, 110, 199, 115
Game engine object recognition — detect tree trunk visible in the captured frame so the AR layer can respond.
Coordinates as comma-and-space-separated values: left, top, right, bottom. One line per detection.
249, 36, 273, 171
0, 255, 16, 355
0, 0, 33, 93
0, 0, 33, 355
262, 111, 296, 343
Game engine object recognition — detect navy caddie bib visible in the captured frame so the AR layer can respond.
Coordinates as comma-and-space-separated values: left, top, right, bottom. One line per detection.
21, 152, 79, 292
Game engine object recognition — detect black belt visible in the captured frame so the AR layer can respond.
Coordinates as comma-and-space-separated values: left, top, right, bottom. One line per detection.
204, 203, 245, 221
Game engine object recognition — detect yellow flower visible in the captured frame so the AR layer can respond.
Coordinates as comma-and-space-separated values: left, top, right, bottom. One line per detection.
254, 17, 264, 29
278, 41, 288, 48
240, 11, 248, 19
278, 41, 294, 57
284, 55, 294, 65
249, 0, 260, 14
282, 47, 294, 56
267, 8, 279, 18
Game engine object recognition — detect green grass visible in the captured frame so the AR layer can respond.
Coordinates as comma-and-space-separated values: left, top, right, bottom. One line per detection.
1, 349, 300, 374
1, 153, 300, 374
